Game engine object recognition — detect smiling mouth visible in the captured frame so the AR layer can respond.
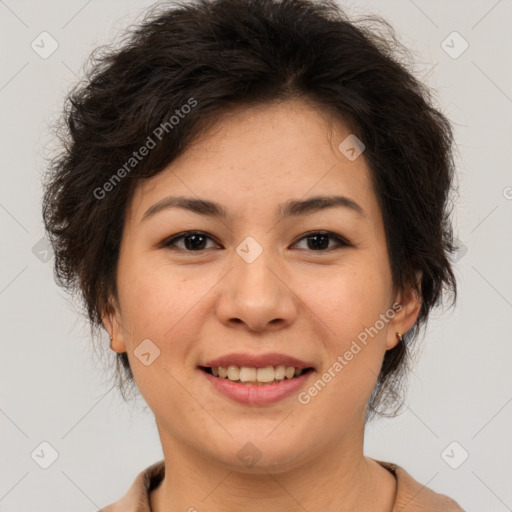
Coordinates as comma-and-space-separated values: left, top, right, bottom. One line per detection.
199, 365, 314, 385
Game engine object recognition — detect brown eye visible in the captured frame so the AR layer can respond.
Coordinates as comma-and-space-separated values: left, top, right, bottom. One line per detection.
162, 231, 219, 251
161, 230, 350, 253
293, 231, 350, 251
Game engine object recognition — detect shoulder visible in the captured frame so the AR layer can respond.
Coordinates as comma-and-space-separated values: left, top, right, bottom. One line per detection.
375, 459, 465, 512
97, 459, 165, 512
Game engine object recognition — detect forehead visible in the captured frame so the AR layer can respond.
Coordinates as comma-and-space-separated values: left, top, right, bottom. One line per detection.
127, 99, 379, 224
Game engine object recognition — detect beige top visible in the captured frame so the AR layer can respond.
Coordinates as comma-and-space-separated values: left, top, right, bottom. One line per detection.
100, 459, 465, 511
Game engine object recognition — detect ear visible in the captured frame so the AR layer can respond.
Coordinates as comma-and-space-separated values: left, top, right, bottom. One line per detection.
386, 273, 422, 350
101, 298, 127, 353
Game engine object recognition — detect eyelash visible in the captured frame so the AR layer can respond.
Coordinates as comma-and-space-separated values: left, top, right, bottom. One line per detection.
161, 230, 351, 253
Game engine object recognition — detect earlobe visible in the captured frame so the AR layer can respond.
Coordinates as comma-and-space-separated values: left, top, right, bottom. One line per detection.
386, 282, 422, 350
109, 335, 127, 353
101, 301, 127, 353
386, 330, 404, 351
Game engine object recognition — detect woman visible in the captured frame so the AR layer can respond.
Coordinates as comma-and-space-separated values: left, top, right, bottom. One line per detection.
43, 0, 464, 510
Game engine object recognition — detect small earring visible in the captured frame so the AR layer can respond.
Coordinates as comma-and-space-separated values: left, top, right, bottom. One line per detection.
109, 336, 114, 350
396, 332, 403, 343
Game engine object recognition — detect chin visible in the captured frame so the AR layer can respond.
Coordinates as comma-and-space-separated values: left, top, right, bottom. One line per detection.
201, 434, 312, 474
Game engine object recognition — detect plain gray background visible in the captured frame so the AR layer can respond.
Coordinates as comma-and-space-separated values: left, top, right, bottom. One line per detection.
1, 0, 511, 510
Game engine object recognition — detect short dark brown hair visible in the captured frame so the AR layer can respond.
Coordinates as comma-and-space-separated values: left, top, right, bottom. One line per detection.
43, 0, 458, 419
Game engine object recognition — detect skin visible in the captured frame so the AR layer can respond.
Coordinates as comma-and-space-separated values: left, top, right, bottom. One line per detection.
104, 98, 421, 512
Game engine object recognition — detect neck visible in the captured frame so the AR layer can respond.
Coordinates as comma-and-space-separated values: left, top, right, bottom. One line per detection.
149, 421, 396, 512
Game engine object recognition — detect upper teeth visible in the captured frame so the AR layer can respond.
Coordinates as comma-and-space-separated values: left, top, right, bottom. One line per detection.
212, 365, 303, 383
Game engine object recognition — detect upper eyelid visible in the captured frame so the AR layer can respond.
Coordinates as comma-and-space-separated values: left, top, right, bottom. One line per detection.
162, 230, 350, 249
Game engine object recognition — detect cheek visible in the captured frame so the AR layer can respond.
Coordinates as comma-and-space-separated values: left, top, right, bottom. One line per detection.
315, 257, 392, 336
118, 257, 201, 336
116, 263, 206, 412
118, 261, 193, 392
116, 258, 218, 384
306, 260, 391, 398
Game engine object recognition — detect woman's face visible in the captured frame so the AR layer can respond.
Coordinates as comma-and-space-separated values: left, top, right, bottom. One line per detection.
107, 99, 420, 472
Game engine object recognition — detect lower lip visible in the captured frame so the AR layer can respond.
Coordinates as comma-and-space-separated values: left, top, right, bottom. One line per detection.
199, 369, 314, 405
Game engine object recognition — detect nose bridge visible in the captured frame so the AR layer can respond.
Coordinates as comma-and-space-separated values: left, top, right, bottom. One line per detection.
216, 234, 297, 330
232, 234, 282, 298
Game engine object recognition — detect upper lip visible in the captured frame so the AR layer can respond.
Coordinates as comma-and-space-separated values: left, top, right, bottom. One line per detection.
202, 352, 314, 370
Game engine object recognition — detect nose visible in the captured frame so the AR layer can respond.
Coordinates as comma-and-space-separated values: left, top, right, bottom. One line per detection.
215, 244, 298, 333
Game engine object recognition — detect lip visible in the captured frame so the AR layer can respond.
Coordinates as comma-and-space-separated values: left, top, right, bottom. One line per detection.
199, 368, 315, 405
202, 352, 314, 370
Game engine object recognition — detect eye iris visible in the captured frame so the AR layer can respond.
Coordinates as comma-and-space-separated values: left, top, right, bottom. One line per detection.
171, 231, 341, 252
308, 234, 330, 250
185, 234, 207, 250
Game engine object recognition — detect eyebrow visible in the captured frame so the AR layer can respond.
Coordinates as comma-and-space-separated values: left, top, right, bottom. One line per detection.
141, 194, 366, 222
